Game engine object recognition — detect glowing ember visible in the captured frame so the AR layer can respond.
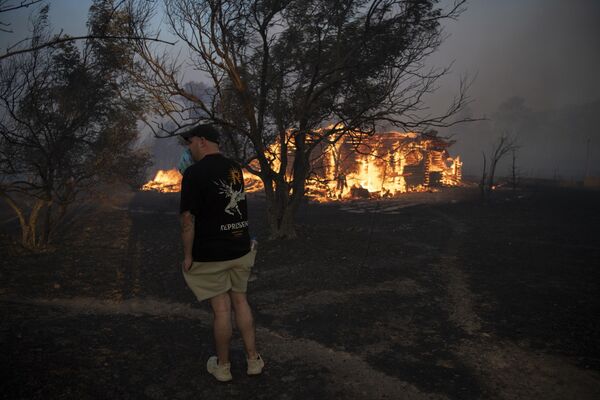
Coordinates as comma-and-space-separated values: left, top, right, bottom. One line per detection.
142, 169, 182, 193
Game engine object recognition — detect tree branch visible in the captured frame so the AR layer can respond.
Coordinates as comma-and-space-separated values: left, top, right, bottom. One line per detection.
1, 34, 175, 60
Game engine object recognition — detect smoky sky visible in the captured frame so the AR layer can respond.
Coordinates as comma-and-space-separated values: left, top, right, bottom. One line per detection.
6, 0, 596, 111
429, 0, 600, 113
3, 0, 600, 178
429, 0, 600, 178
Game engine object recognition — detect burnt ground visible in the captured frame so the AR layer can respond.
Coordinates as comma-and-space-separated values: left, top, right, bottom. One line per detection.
1, 186, 600, 399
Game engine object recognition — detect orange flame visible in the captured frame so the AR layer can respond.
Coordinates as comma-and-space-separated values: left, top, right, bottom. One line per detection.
243, 129, 462, 201
142, 130, 462, 200
142, 168, 262, 194
142, 169, 182, 193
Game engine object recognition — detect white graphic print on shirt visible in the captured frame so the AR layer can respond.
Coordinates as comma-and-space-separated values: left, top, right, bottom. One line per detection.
215, 178, 245, 218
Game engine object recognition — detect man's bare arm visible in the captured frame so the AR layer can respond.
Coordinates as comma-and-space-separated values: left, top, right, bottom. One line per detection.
181, 211, 195, 270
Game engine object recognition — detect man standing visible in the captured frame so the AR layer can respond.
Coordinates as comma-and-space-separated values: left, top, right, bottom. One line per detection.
179, 124, 264, 382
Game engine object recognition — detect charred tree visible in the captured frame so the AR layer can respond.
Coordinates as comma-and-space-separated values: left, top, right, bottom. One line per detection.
481, 133, 518, 201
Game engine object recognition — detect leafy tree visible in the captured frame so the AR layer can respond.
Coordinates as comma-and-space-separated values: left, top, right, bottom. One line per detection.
0, 3, 149, 250
129, 0, 470, 238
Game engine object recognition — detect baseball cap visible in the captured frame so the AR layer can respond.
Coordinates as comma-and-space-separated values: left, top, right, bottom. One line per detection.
179, 123, 220, 144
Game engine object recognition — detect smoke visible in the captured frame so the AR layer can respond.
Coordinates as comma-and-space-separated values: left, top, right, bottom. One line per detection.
446, 98, 600, 179
430, 0, 600, 179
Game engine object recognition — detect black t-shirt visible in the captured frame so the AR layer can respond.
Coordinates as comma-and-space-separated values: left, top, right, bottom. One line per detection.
180, 153, 251, 261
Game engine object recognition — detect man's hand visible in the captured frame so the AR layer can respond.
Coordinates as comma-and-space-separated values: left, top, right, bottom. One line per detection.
181, 211, 195, 271
182, 257, 193, 271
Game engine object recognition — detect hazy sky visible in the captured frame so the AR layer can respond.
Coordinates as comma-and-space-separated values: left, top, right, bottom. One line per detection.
430, 0, 600, 115
427, 0, 600, 178
3, 0, 600, 177
4, 0, 599, 114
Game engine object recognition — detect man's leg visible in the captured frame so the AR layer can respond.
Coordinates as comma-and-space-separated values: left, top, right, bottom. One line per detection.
209, 292, 232, 364
229, 291, 258, 359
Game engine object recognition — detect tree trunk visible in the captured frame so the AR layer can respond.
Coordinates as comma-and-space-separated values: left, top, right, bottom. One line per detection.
1, 194, 28, 244
41, 202, 53, 245
262, 134, 310, 239
269, 204, 298, 239
0, 194, 48, 250
487, 157, 499, 200
511, 149, 517, 191
25, 199, 46, 249
480, 152, 487, 202
265, 178, 299, 239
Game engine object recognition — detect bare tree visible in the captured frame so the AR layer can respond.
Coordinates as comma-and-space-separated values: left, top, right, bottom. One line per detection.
480, 133, 518, 201
128, 0, 472, 238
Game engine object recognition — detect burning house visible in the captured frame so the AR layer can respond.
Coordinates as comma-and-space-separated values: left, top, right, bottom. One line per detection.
142, 130, 462, 199
306, 130, 462, 200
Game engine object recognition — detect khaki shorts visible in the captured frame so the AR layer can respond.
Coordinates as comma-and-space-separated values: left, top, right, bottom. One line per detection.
182, 250, 256, 302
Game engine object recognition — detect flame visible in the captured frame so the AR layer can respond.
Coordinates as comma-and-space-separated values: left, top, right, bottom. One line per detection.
142, 129, 462, 200
441, 155, 462, 186
142, 168, 262, 194
243, 129, 462, 201
142, 169, 182, 193
242, 169, 265, 193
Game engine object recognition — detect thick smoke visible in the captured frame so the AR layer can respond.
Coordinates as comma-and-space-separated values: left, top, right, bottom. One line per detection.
431, 0, 600, 180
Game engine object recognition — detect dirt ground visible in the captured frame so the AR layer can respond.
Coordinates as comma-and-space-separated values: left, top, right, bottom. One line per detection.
1, 185, 600, 399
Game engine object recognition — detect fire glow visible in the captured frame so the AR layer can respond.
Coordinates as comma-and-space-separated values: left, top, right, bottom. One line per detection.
142, 169, 182, 193
244, 130, 462, 201
142, 130, 462, 199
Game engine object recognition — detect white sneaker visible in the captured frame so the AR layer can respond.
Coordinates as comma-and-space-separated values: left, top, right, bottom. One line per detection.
247, 354, 265, 375
206, 356, 232, 382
